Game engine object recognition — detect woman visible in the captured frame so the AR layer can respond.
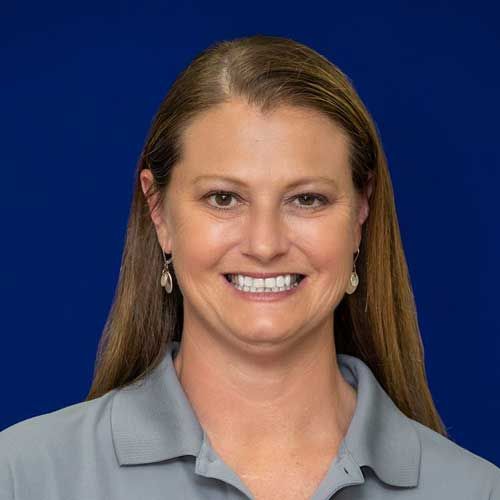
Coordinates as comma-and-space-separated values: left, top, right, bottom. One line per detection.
1, 35, 499, 500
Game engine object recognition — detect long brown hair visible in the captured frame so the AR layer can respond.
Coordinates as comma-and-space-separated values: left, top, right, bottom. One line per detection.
85, 35, 447, 437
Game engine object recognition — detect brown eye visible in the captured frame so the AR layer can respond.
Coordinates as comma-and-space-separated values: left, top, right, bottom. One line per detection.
298, 194, 315, 206
204, 191, 328, 212
205, 191, 239, 210
213, 193, 232, 206
293, 193, 328, 209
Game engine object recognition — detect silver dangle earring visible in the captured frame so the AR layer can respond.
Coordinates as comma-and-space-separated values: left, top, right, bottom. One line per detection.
346, 248, 360, 295
160, 251, 173, 294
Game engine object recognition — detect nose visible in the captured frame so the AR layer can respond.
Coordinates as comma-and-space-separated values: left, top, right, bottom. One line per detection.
241, 204, 290, 262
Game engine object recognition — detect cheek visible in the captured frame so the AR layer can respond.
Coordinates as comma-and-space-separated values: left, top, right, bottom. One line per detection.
300, 215, 355, 265
168, 214, 227, 286
173, 205, 227, 250
312, 242, 354, 309
316, 244, 352, 284
303, 217, 355, 293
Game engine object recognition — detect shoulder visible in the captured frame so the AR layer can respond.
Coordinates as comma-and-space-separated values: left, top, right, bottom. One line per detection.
0, 390, 117, 498
409, 418, 500, 498
0, 389, 116, 452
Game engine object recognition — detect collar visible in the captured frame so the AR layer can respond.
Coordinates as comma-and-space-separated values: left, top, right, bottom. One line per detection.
337, 353, 421, 487
111, 341, 421, 487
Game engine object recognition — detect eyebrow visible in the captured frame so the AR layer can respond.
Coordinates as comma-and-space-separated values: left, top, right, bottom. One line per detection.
192, 175, 339, 189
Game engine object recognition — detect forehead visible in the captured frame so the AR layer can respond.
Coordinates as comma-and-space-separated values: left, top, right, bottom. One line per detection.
176, 99, 352, 185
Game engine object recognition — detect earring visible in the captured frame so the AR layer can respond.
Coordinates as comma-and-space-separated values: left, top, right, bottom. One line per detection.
346, 248, 360, 295
160, 251, 173, 294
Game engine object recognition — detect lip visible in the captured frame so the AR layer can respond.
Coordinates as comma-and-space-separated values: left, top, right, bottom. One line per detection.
224, 272, 305, 279
221, 273, 308, 301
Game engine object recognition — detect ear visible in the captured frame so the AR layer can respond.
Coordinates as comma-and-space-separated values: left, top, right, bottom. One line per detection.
354, 172, 374, 251
139, 169, 172, 253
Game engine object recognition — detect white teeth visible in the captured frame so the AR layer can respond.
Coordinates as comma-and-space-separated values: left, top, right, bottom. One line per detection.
230, 273, 300, 290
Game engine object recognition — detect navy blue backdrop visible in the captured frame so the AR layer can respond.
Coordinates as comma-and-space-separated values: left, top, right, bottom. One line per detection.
1, 1, 499, 466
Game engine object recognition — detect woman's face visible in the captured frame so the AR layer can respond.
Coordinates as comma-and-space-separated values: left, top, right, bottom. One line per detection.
141, 98, 370, 352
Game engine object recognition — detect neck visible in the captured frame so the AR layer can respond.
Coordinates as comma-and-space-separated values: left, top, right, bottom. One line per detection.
173, 325, 357, 458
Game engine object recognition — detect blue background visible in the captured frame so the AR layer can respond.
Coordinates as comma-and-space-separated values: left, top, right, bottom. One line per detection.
1, 1, 499, 466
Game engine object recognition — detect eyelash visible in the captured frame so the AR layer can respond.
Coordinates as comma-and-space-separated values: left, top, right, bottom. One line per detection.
203, 190, 330, 212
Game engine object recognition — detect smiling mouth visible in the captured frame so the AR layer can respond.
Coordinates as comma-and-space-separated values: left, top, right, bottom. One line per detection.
223, 274, 306, 284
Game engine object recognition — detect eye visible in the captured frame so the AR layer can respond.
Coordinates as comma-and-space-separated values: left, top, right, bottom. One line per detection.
204, 191, 329, 211
205, 191, 240, 210
292, 193, 329, 209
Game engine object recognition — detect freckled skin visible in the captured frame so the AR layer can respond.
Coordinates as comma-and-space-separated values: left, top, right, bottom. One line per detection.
140, 98, 370, 498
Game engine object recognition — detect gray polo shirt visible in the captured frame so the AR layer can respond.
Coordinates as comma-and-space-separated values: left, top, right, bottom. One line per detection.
1, 340, 499, 499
